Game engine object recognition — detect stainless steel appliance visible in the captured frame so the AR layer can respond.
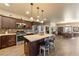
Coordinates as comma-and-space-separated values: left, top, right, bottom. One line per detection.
16, 31, 26, 45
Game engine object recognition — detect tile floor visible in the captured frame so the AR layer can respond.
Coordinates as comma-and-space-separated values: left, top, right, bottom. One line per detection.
0, 36, 79, 56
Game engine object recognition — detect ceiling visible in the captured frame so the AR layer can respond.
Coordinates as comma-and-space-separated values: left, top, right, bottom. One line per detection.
0, 3, 79, 23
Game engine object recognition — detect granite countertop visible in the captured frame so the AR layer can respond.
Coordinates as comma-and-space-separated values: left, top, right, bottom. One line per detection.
0, 33, 16, 36
24, 34, 53, 42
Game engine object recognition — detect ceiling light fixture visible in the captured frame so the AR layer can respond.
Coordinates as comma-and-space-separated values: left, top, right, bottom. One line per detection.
4, 3, 10, 6
41, 10, 44, 23
26, 11, 29, 14
40, 20, 44, 23
30, 3, 34, 21
37, 16, 40, 18
44, 11, 47, 21
37, 7, 40, 18
36, 19, 39, 22
36, 7, 40, 22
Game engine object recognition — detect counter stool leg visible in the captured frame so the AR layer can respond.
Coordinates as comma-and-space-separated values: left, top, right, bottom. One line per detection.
48, 48, 49, 55
39, 48, 41, 56
44, 49, 45, 56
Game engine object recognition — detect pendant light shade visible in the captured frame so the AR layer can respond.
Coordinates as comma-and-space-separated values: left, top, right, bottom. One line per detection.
36, 7, 40, 22
41, 10, 44, 23
37, 7, 39, 18
30, 3, 34, 21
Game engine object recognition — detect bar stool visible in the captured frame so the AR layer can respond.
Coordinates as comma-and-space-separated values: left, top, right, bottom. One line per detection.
39, 38, 50, 56
49, 36, 55, 49
49, 42, 54, 49
39, 45, 49, 56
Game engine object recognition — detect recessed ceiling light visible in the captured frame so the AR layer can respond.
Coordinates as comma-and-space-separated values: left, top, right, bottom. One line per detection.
26, 11, 30, 14
36, 19, 39, 22
37, 16, 40, 18
25, 19, 27, 20
40, 21, 44, 23
30, 17, 33, 21
4, 3, 10, 7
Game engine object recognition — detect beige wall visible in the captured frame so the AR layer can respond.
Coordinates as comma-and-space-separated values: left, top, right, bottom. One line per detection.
0, 9, 30, 21
0, 29, 25, 34
56, 22, 79, 27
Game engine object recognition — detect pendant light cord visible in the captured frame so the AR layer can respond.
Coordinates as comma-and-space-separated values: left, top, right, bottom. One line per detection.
42, 10, 44, 20
30, 3, 33, 17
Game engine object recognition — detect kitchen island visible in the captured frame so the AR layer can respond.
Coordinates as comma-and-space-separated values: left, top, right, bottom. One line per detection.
23, 34, 54, 56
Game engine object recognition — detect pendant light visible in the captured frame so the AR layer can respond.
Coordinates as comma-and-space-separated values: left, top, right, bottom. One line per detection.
41, 10, 44, 23
30, 3, 33, 21
43, 11, 47, 21
36, 7, 40, 22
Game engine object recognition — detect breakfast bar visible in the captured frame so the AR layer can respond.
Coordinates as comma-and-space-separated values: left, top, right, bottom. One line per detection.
24, 34, 53, 56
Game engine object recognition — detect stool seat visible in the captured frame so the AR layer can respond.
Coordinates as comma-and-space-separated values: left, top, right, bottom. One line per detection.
39, 45, 49, 56
40, 45, 49, 49
49, 42, 54, 49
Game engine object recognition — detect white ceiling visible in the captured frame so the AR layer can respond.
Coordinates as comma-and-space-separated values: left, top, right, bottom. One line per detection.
0, 3, 79, 23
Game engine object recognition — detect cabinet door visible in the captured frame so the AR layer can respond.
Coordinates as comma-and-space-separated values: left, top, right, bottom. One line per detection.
9, 18, 16, 29
25, 22, 32, 29
16, 19, 23, 23
28, 23, 32, 29
1, 16, 16, 29
8, 35, 16, 47
1, 16, 10, 29
0, 36, 1, 49
1, 36, 8, 48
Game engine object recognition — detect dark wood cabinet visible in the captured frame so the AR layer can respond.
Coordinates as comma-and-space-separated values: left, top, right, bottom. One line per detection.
1, 16, 10, 29
24, 40, 40, 56
25, 22, 32, 29
9, 18, 16, 29
0, 36, 1, 49
1, 36, 8, 48
8, 35, 16, 47
16, 19, 23, 23
16, 19, 32, 29
0, 15, 33, 29
1, 16, 16, 29
1, 35, 16, 49
0, 16, 1, 29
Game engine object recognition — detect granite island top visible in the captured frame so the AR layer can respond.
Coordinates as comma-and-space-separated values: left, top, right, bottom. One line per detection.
24, 34, 54, 42
0, 33, 16, 36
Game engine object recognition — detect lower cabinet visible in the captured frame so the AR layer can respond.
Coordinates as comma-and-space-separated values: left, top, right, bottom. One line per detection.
1, 35, 16, 49
1, 36, 8, 48
0, 36, 1, 49
8, 35, 16, 47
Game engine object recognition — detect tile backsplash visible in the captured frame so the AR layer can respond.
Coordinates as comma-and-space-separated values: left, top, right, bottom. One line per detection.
0, 29, 20, 34
0, 29, 33, 34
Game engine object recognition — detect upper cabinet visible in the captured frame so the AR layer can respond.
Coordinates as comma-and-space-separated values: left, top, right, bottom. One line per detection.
1, 16, 16, 29
16, 19, 32, 29
0, 15, 34, 29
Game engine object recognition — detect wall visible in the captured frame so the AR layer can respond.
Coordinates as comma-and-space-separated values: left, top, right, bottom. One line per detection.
0, 29, 24, 34
0, 9, 30, 21
56, 22, 79, 27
